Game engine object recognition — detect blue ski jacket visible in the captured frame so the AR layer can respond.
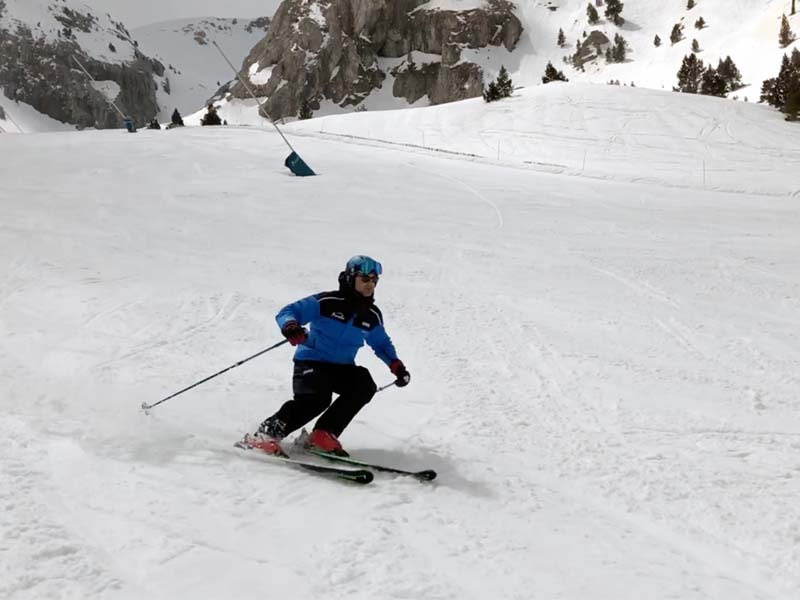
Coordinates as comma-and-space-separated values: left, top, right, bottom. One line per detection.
275, 290, 399, 366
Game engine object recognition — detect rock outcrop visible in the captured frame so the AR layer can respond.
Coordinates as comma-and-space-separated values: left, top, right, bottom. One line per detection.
233, 0, 522, 119
0, 1, 161, 128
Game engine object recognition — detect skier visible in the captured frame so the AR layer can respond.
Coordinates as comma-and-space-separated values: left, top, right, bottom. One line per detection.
241, 255, 411, 457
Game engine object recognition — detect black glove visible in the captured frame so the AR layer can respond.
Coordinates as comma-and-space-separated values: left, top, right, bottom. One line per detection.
390, 360, 411, 387
281, 321, 307, 346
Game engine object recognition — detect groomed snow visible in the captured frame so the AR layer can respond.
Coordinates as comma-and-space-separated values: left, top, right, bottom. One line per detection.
1, 84, 799, 600
288, 82, 800, 197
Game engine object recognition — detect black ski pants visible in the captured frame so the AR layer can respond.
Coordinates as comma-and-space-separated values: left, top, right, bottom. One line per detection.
263, 360, 377, 438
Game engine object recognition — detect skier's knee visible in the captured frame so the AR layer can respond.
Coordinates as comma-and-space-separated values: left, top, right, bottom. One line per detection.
355, 367, 377, 400
297, 393, 331, 413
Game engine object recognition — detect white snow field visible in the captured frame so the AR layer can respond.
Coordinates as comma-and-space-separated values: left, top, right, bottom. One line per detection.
2, 84, 800, 600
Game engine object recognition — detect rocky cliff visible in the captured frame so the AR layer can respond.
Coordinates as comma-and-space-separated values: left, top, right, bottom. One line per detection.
0, 0, 161, 128
233, 0, 522, 119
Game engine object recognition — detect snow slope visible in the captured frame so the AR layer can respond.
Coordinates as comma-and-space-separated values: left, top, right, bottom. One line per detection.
1, 85, 799, 599
504, 0, 800, 101
460, 0, 798, 101
289, 82, 800, 196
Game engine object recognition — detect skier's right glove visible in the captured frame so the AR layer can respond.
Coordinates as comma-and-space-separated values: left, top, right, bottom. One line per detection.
281, 321, 308, 346
390, 360, 411, 387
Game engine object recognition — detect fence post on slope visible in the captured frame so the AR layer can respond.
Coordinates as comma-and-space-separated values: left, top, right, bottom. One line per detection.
212, 41, 315, 177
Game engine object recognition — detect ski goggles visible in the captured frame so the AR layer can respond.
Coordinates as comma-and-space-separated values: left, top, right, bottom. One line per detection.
353, 257, 382, 277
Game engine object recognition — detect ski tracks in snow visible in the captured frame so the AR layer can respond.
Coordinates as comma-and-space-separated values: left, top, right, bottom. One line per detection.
1, 417, 136, 600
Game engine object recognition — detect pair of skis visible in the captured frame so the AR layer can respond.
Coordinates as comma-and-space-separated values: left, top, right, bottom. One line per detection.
234, 441, 436, 485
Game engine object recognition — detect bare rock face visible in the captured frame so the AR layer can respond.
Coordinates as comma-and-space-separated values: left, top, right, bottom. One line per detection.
573, 30, 609, 68
234, 0, 522, 119
0, 2, 161, 128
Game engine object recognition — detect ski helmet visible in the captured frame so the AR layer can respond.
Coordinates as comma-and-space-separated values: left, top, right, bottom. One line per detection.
343, 255, 382, 285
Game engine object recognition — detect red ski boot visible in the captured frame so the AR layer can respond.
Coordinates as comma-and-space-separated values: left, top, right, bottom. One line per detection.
240, 433, 287, 457
308, 429, 349, 457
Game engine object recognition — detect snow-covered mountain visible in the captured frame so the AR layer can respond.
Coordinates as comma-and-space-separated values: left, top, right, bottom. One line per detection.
131, 17, 270, 120
2, 82, 799, 600
0, 0, 272, 128
3, 0, 798, 129
215, 0, 797, 120
502, 0, 794, 100
0, 0, 163, 129
79, 0, 283, 29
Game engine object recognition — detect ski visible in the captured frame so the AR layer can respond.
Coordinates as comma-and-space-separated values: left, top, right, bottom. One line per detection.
234, 441, 374, 484
306, 448, 437, 481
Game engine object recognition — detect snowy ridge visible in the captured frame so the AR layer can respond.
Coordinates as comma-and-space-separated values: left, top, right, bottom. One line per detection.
1, 79, 799, 597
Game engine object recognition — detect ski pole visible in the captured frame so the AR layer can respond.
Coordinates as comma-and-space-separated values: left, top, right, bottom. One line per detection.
142, 339, 290, 411
377, 381, 397, 393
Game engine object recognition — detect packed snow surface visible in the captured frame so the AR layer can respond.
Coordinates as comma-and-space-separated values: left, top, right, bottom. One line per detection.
1, 84, 799, 600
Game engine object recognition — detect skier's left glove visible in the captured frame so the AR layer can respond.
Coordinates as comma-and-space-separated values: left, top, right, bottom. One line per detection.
390, 360, 411, 387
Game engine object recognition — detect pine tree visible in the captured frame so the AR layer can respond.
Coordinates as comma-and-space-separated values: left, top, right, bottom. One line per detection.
695, 17, 705, 29
779, 14, 797, 48
557, 28, 566, 47
482, 81, 500, 102
483, 66, 514, 102
542, 62, 569, 84
760, 77, 778, 107
700, 67, 727, 97
778, 53, 800, 104
495, 66, 514, 98
611, 33, 628, 62
717, 56, 742, 91
171, 108, 184, 126
200, 104, 222, 126
676, 53, 705, 93
671, 23, 684, 45
605, 0, 624, 26
785, 89, 800, 120
299, 99, 313, 120
760, 53, 800, 109
587, 3, 599, 24
654, 34, 662, 47
691, 39, 700, 52
687, 0, 695, 9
